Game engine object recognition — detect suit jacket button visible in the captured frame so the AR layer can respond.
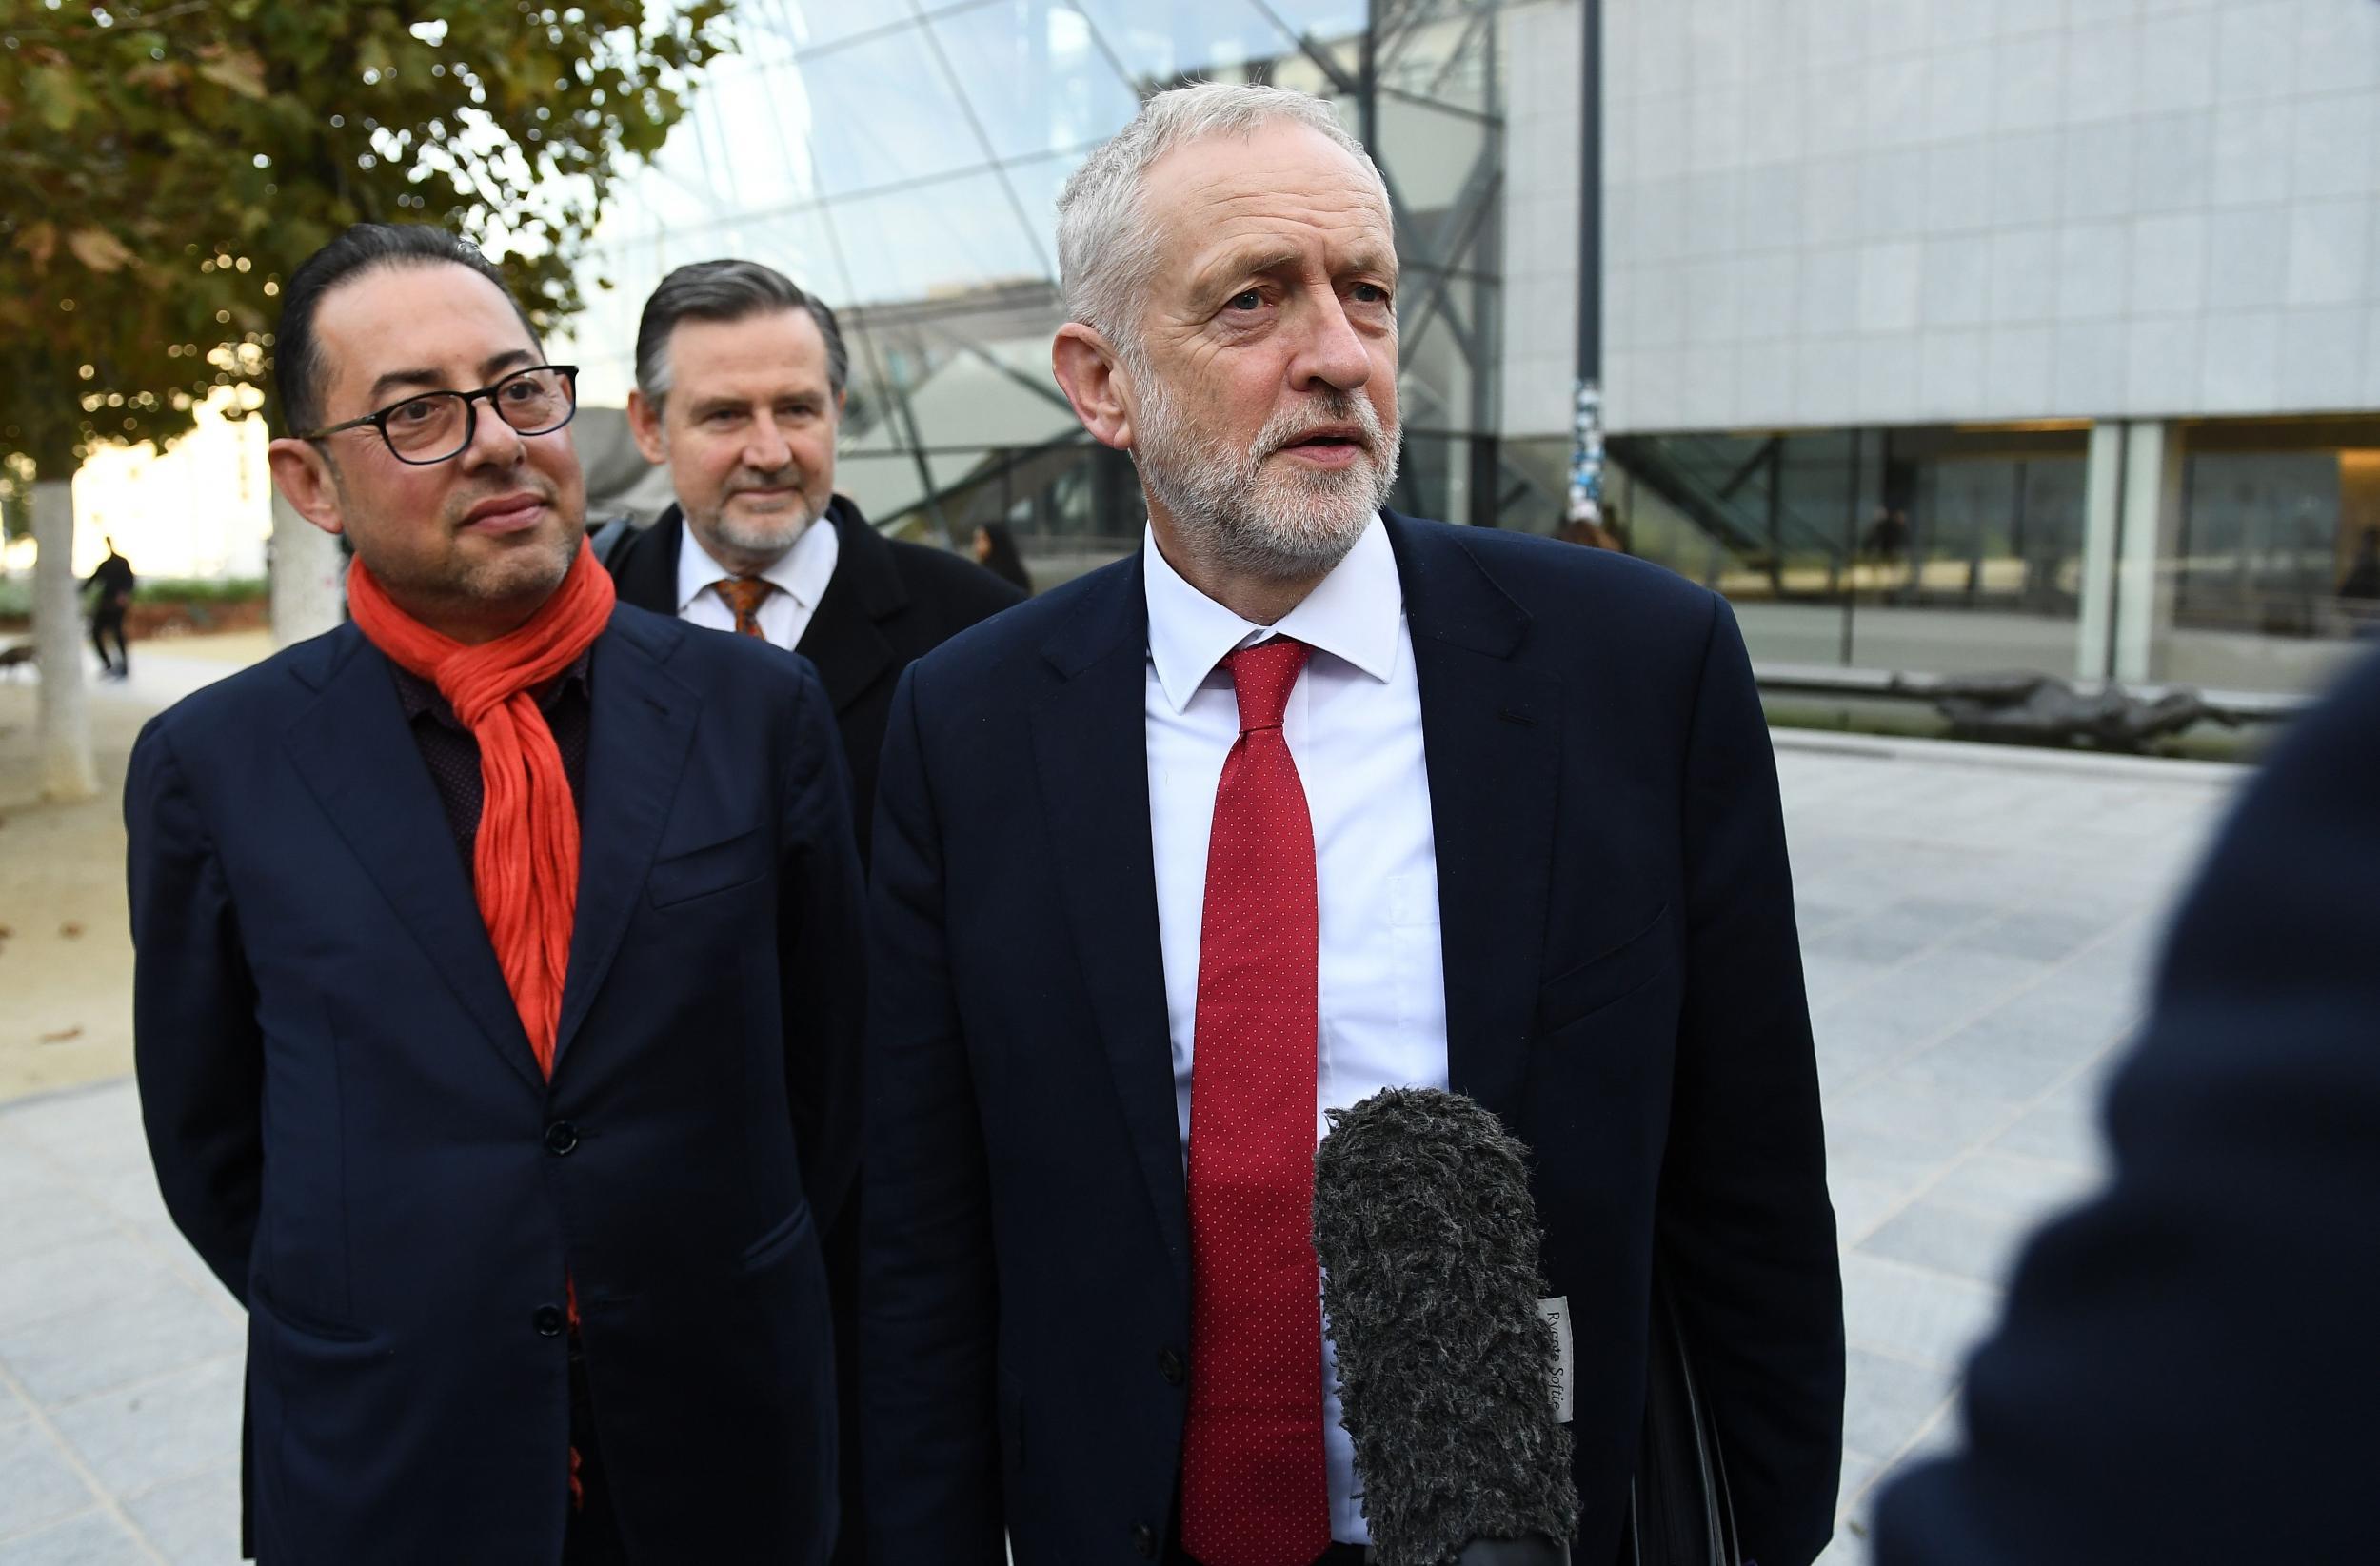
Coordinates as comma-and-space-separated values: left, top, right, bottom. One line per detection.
1157, 1346, 1185, 1386
1132, 1522, 1158, 1558
544, 1120, 580, 1156
533, 1305, 565, 1338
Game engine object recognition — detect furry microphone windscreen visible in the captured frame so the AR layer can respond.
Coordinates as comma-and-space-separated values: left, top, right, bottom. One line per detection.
1311, 1087, 1580, 1566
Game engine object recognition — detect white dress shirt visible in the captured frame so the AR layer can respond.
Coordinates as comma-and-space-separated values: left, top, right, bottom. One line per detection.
674, 513, 841, 650
1142, 513, 1449, 1545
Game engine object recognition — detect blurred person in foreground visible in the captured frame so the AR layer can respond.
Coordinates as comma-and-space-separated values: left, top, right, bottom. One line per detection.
1874, 646, 2380, 1566
608, 259, 1021, 871
128, 223, 863, 1564
861, 82, 1843, 1566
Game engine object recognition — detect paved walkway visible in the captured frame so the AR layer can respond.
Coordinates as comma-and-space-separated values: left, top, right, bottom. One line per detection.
0, 732, 2241, 1565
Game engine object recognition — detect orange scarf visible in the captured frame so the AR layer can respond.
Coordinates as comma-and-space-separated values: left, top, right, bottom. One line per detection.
347, 539, 617, 1078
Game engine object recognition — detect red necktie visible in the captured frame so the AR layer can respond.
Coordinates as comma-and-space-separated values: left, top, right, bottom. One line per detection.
1180, 637, 1331, 1566
713, 575, 774, 639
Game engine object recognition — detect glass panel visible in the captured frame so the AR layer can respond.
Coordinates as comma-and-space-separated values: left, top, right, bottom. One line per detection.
1375, 91, 1492, 228
800, 24, 990, 199
902, 337, 1081, 449
1608, 426, 2093, 676
678, 57, 821, 216
788, 0, 931, 57
1396, 295, 1478, 433
1266, 0, 1370, 45
1389, 432, 1458, 523
2162, 422, 2380, 693
932, 1, 1142, 161
834, 450, 935, 526
1377, 8, 1497, 116
1000, 149, 1093, 269
823, 170, 1050, 307
1066, 0, 1316, 88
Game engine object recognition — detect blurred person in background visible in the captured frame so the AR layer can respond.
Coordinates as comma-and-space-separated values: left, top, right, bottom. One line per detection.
1873, 647, 2380, 1566
129, 223, 863, 1565
86, 533, 135, 679
971, 520, 1035, 595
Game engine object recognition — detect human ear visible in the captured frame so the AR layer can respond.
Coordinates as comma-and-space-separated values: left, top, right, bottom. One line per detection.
1052, 324, 1137, 451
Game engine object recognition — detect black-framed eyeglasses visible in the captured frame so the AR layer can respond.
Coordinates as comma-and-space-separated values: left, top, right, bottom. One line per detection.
299, 364, 579, 466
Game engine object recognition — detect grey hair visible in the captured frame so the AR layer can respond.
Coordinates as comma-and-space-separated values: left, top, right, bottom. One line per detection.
1056, 82, 1390, 361
633, 258, 849, 407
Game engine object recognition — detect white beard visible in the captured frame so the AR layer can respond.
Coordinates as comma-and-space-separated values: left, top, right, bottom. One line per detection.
1133, 379, 1398, 581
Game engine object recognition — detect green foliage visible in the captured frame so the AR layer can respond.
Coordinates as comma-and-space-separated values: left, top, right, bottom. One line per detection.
0, 0, 733, 479
0, 453, 30, 543
134, 576, 268, 605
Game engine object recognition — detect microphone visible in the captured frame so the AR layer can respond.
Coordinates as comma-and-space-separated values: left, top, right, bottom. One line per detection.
1311, 1086, 1579, 1566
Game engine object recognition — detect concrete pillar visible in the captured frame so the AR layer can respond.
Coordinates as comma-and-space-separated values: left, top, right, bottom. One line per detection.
2076, 419, 2186, 684
2077, 423, 2125, 681
2114, 420, 2185, 684
269, 488, 347, 645
30, 477, 97, 803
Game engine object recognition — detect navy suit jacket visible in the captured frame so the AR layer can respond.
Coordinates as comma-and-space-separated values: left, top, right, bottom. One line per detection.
860, 515, 1845, 1566
1874, 648, 2380, 1565
605, 496, 1025, 870
127, 605, 864, 1564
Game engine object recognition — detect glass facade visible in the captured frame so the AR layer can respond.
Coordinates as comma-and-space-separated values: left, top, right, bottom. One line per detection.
564, 0, 1507, 583
555, 1, 2372, 703
1509, 425, 2092, 679
2161, 418, 2380, 693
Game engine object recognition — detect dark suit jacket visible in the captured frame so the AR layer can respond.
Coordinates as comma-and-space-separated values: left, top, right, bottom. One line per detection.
127, 605, 865, 1565
1874, 649, 2380, 1566
860, 514, 1846, 1566
605, 495, 1024, 868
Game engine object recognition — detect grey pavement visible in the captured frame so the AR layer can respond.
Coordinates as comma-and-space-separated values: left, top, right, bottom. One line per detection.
0, 732, 2241, 1564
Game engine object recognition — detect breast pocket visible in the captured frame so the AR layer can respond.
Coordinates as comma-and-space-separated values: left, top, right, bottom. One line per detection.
647, 828, 768, 910
1536, 903, 1675, 1038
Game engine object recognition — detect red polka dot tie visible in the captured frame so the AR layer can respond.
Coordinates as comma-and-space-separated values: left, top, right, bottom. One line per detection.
1180, 637, 1331, 1566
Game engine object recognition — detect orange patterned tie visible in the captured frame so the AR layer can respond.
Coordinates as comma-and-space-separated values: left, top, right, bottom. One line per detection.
714, 576, 775, 639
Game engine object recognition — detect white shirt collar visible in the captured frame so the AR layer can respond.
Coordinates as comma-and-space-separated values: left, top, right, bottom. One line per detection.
1142, 512, 1403, 715
674, 510, 840, 618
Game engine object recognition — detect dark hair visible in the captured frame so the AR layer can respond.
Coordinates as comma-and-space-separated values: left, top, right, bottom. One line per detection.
974, 520, 1034, 595
634, 259, 848, 408
274, 224, 538, 435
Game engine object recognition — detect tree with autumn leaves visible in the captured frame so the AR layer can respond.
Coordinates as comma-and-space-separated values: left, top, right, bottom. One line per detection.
0, 0, 729, 799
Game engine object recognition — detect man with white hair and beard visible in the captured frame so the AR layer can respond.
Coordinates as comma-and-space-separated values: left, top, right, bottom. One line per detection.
861, 83, 1844, 1566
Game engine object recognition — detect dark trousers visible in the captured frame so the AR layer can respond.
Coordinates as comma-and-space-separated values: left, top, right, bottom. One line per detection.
90, 605, 128, 672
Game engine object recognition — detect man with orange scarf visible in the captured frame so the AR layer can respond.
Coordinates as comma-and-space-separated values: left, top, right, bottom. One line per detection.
126, 224, 864, 1565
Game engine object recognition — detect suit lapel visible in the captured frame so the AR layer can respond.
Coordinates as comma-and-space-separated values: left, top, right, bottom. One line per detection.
793, 504, 901, 716
1388, 515, 1562, 1127
552, 609, 703, 1066
1028, 555, 1191, 1292
285, 628, 544, 1096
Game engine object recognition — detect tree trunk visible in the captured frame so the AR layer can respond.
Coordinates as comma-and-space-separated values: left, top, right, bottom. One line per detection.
31, 475, 97, 803
269, 488, 347, 644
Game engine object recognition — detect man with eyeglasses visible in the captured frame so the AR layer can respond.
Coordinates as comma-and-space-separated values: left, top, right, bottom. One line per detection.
125, 223, 865, 1565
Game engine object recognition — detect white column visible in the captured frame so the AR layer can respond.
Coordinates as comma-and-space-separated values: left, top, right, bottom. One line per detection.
2076, 423, 2125, 681
269, 488, 347, 645
30, 477, 96, 803
2114, 419, 2184, 684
